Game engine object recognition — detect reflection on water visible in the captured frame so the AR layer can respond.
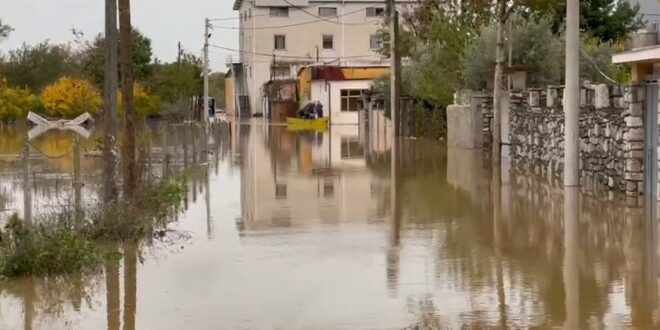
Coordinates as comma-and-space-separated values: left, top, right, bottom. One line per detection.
0, 119, 657, 329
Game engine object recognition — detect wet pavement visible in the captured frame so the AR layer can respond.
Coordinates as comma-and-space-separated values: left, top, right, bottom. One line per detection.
0, 119, 657, 329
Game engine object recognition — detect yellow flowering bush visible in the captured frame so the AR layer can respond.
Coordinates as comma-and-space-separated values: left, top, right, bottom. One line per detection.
0, 79, 43, 122
119, 83, 161, 117
41, 77, 102, 118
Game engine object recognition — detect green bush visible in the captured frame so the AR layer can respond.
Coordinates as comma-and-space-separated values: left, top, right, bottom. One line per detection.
0, 79, 43, 122
90, 177, 186, 242
0, 214, 101, 277
0, 176, 187, 277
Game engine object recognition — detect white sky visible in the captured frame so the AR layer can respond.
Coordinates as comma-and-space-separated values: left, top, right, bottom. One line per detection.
0, 0, 239, 72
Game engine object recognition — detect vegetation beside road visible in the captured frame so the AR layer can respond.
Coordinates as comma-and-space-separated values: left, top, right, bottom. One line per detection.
0, 24, 224, 122
375, 0, 641, 139
0, 176, 186, 277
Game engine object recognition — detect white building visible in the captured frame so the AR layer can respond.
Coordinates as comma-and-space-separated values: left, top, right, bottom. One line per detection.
231, 0, 414, 116
625, 0, 660, 26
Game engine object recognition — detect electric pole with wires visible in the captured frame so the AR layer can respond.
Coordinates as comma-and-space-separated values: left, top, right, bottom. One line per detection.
389, 0, 400, 137
203, 18, 211, 125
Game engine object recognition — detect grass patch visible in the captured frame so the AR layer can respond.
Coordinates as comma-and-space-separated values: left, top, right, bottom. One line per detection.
0, 176, 187, 277
0, 214, 101, 277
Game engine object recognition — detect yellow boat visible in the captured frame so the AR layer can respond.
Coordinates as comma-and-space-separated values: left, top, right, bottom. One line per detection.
286, 117, 329, 131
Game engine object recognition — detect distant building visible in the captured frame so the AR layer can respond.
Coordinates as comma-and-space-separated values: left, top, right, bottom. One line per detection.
626, 0, 660, 27
229, 0, 414, 117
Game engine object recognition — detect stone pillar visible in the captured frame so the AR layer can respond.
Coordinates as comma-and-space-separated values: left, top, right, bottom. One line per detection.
623, 85, 644, 200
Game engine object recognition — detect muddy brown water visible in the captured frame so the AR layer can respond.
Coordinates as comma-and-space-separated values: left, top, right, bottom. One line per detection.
0, 120, 656, 329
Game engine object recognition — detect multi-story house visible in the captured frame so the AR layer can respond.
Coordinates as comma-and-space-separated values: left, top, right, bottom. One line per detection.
626, 0, 660, 27
229, 0, 414, 117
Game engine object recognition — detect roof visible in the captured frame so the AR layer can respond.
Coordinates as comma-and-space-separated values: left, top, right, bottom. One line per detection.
296, 65, 390, 81
612, 45, 660, 64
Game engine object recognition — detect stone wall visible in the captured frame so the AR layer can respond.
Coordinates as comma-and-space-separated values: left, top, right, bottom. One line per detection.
508, 84, 644, 196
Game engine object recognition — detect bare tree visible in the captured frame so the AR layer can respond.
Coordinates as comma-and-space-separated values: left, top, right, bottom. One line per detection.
118, 0, 137, 197
103, 0, 119, 203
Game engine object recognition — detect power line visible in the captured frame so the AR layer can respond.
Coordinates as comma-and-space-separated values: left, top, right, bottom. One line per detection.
211, 6, 380, 30
209, 44, 379, 60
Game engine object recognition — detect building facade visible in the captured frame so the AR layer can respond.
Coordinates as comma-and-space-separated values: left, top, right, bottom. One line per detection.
626, 0, 660, 27
232, 0, 413, 116
298, 65, 389, 124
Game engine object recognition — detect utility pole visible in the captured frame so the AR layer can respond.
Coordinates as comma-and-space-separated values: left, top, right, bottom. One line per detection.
507, 17, 513, 90
564, 0, 580, 187
203, 18, 210, 126
177, 41, 182, 64
103, 0, 118, 203
389, 0, 400, 137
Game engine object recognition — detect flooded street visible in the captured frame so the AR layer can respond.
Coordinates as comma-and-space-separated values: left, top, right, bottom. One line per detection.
0, 119, 656, 329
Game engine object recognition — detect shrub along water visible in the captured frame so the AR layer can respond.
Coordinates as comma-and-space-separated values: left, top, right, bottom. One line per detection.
0, 177, 186, 277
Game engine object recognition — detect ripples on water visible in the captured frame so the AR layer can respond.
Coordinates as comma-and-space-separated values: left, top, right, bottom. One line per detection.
0, 119, 655, 329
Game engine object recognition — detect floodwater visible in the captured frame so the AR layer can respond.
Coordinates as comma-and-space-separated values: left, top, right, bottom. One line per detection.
0, 119, 656, 329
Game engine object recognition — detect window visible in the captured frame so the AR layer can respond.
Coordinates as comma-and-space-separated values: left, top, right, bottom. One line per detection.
274, 35, 286, 50
275, 183, 287, 199
248, 8, 252, 18
319, 7, 337, 17
269, 7, 289, 17
340, 89, 368, 112
341, 137, 364, 159
366, 7, 385, 17
322, 35, 334, 49
370, 34, 382, 50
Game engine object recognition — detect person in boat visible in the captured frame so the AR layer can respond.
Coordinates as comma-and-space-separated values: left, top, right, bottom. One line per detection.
313, 101, 324, 118
297, 102, 315, 119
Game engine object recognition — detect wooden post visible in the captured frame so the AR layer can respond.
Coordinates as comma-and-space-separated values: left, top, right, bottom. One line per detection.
23, 137, 31, 224
103, 0, 119, 203
73, 135, 82, 222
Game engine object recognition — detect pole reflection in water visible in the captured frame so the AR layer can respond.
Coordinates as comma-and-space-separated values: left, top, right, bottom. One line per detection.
563, 187, 579, 329
123, 244, 137, 330
492, 163, 507, 329
633, 199, 658, 327
387, 135, 402, 298
206, 162, 212, 238
105, 244, 121, 330
23, 281, 34, 330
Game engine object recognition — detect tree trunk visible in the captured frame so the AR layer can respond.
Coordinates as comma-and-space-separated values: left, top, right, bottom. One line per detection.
492, 5, 507, 165
118, 0, 137, 197
103, 0, 119, 203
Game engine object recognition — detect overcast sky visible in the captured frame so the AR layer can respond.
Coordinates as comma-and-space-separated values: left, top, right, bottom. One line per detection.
0, 0, 239, 72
